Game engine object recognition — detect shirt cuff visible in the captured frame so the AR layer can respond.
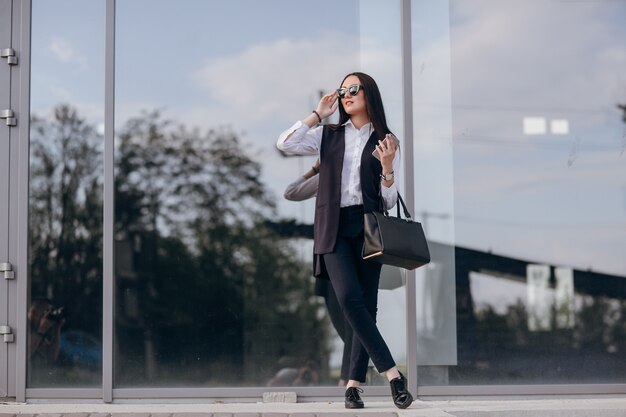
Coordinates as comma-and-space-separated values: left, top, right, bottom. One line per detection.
276, 120, 307, 149
381, 181, 398, 210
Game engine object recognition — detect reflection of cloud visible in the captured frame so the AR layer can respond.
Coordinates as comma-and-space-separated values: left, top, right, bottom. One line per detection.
49, 37, 88, 69
193, 35, 360, 123
449, 1, 625, 124
412, 1, 626, 150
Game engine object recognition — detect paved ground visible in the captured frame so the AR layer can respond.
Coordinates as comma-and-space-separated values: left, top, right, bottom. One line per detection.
2, 398, 626, 417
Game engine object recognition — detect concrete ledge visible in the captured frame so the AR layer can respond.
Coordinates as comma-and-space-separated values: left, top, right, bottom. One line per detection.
439, 399, 626, 417
2, 398, 626, 417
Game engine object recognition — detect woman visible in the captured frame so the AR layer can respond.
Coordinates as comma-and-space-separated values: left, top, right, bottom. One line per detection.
276, 72, 413, 409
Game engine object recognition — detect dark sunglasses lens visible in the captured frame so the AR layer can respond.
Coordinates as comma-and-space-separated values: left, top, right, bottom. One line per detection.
337, 88, 346, 98
348, 85, 360, 96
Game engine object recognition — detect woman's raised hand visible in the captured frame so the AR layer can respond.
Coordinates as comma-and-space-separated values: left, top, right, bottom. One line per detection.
315, 91, 339, 119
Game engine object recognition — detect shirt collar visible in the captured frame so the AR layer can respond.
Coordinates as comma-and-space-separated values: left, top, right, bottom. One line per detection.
342, 119, 373, 135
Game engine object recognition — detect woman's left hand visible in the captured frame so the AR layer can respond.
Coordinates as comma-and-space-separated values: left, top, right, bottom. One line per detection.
376, 134, 397, 173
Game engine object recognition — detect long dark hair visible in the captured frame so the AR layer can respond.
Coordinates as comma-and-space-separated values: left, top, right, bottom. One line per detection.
337, 72, 392, 139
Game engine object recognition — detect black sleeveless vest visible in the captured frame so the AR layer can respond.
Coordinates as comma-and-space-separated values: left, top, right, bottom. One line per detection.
313, 124, 383, 276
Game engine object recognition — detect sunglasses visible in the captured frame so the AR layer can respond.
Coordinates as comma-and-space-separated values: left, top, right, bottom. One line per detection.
336, 84, 363, 99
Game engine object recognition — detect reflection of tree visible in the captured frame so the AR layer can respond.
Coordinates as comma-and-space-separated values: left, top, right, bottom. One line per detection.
30, 105, 103, 338
29, 105, 328, 386
455, 297, 626, 383
114, 110, 327, 385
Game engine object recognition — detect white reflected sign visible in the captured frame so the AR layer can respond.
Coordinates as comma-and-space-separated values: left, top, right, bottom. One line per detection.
527, 264, 551, 331
555, 267, 575, 329
523, 117, 547, 135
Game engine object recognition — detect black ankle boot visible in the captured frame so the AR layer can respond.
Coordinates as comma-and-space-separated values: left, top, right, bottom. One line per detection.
344, 386, 364, 409
389, 372, 413, 409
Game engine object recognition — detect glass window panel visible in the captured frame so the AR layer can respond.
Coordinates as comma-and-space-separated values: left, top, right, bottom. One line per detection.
28, 0, 104, 388
411, 0, 458, 386
114, 0, 404, 388
413, 0, 626, 386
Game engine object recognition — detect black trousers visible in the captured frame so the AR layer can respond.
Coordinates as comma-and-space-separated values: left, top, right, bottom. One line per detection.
323, 205, 396, 382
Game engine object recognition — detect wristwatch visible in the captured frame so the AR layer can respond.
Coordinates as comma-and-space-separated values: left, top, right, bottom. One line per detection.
381, 171, 394, 181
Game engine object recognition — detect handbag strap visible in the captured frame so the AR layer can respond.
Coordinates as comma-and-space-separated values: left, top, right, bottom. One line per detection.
379, 185, 413, 220
396, 192, 412, 219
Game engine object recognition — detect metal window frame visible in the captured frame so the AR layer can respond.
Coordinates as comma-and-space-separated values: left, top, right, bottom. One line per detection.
0, 0, 16, 398
103, 0, 115, 403
7, 0, 22, 398
13, 0, 626, 403
15, 0, 31, 403
0, 0, 14, 399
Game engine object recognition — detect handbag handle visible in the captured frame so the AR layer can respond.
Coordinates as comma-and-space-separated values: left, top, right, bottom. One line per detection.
396, 192, 412, 219
379, 185, 412, 220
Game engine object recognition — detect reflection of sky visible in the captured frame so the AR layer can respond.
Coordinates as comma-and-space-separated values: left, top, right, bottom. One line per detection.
413, 0, 626, 276
30, 2, 625, 279
31, 0, 105, 121
115, 0, 358, 116
114, 0, 366, 223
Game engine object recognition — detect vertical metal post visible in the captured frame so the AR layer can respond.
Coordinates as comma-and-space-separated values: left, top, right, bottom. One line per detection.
0, 6, 12, 226
0, 0, 13, 399
7, 0, 17, 399
15, 0, 32, 403
103, 0, 115, 404
400, 0, 418, 396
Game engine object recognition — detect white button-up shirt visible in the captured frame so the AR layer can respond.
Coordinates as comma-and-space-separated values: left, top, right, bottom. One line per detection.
277, 119, 400, 210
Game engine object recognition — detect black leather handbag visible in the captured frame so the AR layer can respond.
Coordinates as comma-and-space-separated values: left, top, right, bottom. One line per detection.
362, 192, 431, 270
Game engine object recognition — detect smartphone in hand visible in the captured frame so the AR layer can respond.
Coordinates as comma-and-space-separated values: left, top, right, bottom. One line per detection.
372, 134, 400, 161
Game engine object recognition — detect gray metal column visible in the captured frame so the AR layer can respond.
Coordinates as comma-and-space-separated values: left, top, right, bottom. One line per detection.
14, 0, 31, 403
0, 0, 14, 400
103, 0, 116, 403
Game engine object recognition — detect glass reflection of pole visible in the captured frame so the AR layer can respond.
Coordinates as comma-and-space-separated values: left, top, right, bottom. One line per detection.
417, 211, 449, 344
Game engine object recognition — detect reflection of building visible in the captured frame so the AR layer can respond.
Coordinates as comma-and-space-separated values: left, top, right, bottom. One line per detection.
452, 243, 626, 384
1, 0, 625, 403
